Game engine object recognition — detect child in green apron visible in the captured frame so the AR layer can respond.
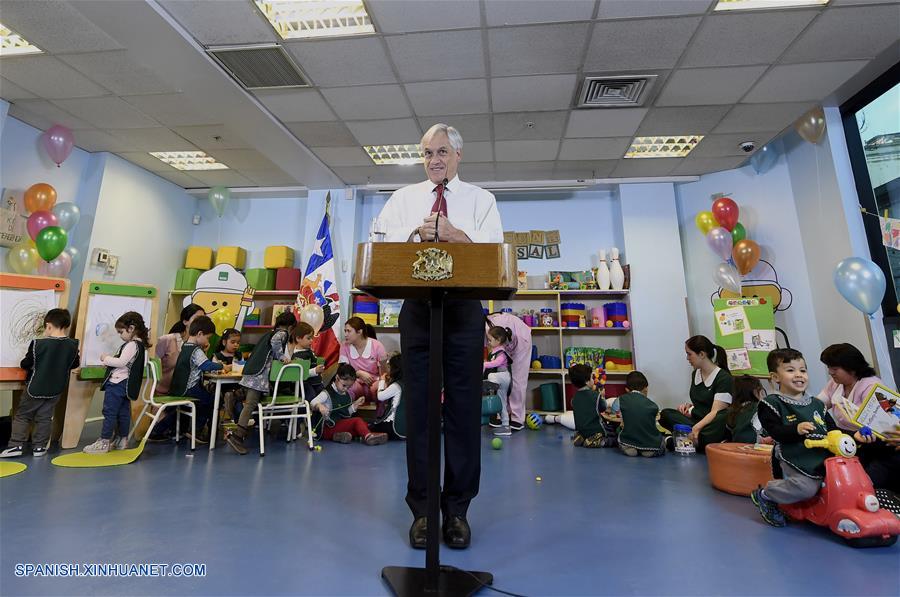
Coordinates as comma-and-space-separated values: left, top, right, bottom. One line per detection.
726, 375, 766, 444
617, 371, 665, 457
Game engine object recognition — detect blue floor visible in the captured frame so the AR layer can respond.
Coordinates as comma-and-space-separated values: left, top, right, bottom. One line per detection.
1, 422, 898, 596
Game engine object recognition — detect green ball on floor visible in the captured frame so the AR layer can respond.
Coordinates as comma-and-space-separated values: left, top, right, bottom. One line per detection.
491, 438, 503, 450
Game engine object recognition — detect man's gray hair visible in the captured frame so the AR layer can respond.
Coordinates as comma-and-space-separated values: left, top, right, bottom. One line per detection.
421, 123, 463, 152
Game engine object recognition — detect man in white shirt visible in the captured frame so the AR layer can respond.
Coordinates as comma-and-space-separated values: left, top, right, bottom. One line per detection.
377, 124, 503, 551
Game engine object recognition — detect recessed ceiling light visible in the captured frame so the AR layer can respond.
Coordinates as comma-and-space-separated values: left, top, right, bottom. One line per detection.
0, 23, 42, 56
254, 1, 376, 40
714, 0, 828, 11
149, 151, 230, 171
364, 145, 422, 166
624, 136, 703, 159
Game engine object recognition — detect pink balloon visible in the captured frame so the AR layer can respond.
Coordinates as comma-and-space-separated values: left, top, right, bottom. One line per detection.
38, 251, 72, 277
42, 124, 74, 167
26, 210, 59, 241
706, 227, 733, 261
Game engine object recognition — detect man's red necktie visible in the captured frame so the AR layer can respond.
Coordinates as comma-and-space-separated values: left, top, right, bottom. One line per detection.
430, 183, 447, 217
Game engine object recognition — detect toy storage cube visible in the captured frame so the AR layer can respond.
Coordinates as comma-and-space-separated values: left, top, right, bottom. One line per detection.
540, 383, 561, 411
216, 246, 247, 269
264, 246, 294, 269
275, 267, 302, 291
185, 246, 213, 270
245, 268, 275, 291
175, 268, 203, 291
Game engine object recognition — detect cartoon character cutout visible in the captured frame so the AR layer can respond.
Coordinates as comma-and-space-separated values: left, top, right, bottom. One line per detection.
184, 264, 256, 334
710, 259, 793, 312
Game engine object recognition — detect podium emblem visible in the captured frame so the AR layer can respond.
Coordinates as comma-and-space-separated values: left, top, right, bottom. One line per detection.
412, 248, 453, 281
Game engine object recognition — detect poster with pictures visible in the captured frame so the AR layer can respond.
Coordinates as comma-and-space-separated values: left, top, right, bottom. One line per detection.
713, 298, 775, 376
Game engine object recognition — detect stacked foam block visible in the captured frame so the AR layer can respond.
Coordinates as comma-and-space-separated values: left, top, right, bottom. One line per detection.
177, 246, 248, 290
245, 246, 299, 291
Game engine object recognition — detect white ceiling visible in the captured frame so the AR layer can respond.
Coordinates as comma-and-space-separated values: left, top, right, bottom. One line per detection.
0, 0, 897, 189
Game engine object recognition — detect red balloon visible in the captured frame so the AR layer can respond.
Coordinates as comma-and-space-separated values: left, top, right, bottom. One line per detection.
26, 210, 58, 241
712, 197, 739, 232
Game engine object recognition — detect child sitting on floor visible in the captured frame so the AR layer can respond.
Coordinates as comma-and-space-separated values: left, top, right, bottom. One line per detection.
545, 364, 616, 448
751, 348, 835, 527
726, 375, 766, 444
369, 353, 405, 440
310, 363, 388, 445
617, 371, 666, 457
290, 322, 326, 401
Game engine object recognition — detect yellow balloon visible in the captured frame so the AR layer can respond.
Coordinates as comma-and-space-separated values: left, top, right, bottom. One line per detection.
695, 211, 716, 235
210, 309, 234, 335
6, 242, 39, 274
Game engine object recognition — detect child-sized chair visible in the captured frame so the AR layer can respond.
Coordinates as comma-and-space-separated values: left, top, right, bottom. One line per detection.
258, 360, 313, 456
129, 357, 197, 450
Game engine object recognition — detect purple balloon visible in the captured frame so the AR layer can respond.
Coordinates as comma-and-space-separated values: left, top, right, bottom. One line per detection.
706, 227, 733, 261
38, 251, 72, 278
42, 124, 74, 167
26, 210, 58, 241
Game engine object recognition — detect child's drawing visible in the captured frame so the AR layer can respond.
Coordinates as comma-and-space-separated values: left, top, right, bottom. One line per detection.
0, 288, 57, 367
82, 294, 152, 366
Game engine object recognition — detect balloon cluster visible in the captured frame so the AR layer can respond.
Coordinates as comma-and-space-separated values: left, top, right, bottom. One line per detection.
695, 197, 760, 294
6, 182, 80, 277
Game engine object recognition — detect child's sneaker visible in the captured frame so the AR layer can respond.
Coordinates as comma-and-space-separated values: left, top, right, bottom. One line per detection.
332, 432, 352, 444
493, 425, 511, 436
487, 414, 502, 428
83, 439, 111, 454
0, 446, 23, 458
509, 421, 524, 432
364, 432, 388, 446
572, 433, 585, 447
32, 447, 48, 457
224, 430, 248, 455
112, 437, 128, 450
751, 488, 786, 527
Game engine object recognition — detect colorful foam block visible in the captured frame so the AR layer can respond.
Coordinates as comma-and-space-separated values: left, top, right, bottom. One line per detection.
245, 268, 275, 291
216, 246, 247, 269
275, 267, 302, 291
264, 246, 294, 269
175, 268, 203, 291
185, 246, 213, 270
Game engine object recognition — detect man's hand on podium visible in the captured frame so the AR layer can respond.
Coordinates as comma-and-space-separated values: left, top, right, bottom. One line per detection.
418, 212, 471, 243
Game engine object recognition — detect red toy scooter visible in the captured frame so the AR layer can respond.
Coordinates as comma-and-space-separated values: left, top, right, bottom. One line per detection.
780, 430, 900, 547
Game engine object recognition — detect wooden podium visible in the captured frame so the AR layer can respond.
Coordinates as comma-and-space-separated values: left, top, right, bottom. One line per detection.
354, 242, 516, 597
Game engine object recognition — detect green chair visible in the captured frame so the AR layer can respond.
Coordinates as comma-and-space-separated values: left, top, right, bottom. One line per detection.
129, 357, 197, 450
259, 360, 312, 456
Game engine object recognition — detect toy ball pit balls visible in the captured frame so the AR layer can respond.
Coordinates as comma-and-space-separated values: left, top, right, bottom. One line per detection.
532, 360, 542, 369
491, 438, 503, 450
622, 320, 631, 329
606, 320, 614, 328
526, 412, 543, 430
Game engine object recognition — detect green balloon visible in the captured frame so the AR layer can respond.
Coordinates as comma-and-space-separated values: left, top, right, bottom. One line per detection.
731, 222, 746, 245
35, 226, 67, 262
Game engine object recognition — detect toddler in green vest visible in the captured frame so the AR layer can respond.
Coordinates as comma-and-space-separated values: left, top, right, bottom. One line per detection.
2, 308, 80, 458
544, 364, 616, 448
617, 371, 666, 457
751, 348, 836, 527
310, 363, 388, 445
725, 375, 767, 444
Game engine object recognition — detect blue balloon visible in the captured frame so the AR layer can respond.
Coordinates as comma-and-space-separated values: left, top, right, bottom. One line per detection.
750, 142, 779, 175
834, 257, 886, 317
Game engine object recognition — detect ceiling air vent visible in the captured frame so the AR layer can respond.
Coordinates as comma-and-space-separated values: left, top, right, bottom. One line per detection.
207, 44, 307, 90
577, 75, 657, 108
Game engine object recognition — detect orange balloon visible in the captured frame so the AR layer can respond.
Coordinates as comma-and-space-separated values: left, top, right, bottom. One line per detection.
732, 239, 761, 275
24, 183, 57, 213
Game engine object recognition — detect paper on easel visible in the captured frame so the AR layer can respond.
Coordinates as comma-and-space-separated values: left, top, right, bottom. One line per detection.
725, 348, 751, 371
845, 384, 900, 439
717, 306, 747, 336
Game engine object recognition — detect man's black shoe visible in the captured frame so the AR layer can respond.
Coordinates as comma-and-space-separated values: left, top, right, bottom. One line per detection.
409, 517, 427, 549
442, 515, 471, 549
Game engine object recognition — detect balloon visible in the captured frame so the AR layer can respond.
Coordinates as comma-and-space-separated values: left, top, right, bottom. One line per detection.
731, 222, 746, 245
695, 211, 716, 235
706, 227, 733, 260
26, 210, 59, 241
713, 262, 742, 294
41, 124, 75, 167
24, 183, 57, 213
52, 202, 81, 231
299, 303, 325, 333
64, 246, 81, 269
35, 226, 67, 262
795, 106, 826, 145
732, 239, 761, 275
210, 309, 235, 335
834, 257, 886, 317
711, 197, 739, 231
208, 186, 230, 218
37, 251, 72, 277
5, 242, 39, 274
750, 143, 778, 175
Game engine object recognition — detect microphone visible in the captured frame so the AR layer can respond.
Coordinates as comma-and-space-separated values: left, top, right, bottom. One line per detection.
434, 177, 448, 243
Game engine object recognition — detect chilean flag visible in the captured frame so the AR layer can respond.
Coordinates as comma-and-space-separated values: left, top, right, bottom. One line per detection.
298, 210, 341, 367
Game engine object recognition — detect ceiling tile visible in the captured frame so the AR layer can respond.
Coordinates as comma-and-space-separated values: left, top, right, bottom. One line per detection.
386, 30, 485, 82
0, 78, 36, 100
458, 163, 496, 181
172, 125, 249, 150
333, 165, 424, 185
203, 149, 279, 170
485, 0, 595, 26
689, 132, 780, 158
565, 108, 648, 138
159, 0, 278, 45
417, 115, 492, 142
558, 137, 632, 160
116, 152, 178, 172
492, 75, 578, 112
495, 161, 557, 180
0, 0, 123, 53
494, 140, 560, 162
187, 170, 255, 187
6, 105, 52, 132
713, 102, 813, 133
58, 51, 177, 96
585, 17, 701, 70
493, 111, 568, 140
367, 1, 481, 33
310, 146, 374, 167
121, 93, 220, 127
680, 11, 818, 67
462, 141, 493, 162
53, 97, 158, 129
7, 99, 92, 130
242, 170, 301, 186
71, 129, 134, 153
345, 118, 421, 145
782, 6, 900, 63
255, 89, 336, 122
405, 79, 489, 116
320, 85, 411, 119
597, 0, 713, 19
655, 66, 768, 106
636, 106, 730, 135
284, 37, 397, 87
104, 128, 197, 151
611, 158, 681, 177
672, 155, 748, 175
153, 170, 205, 189
489, 23, 589, 77
285, 121, 359, 146
554, 159, 617, 178
0, 56, 109, 99
743, 61, 867, 103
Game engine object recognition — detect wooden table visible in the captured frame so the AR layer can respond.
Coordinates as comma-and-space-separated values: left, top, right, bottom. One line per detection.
205, 371, 243, 451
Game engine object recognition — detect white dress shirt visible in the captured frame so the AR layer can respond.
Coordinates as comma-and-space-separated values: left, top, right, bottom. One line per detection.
377, 175, 503, 243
